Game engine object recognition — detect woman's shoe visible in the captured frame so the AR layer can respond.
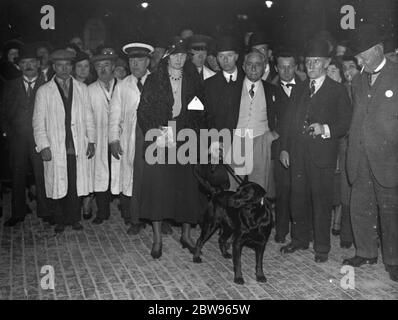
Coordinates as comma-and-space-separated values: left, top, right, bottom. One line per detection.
151, 243, 162, 259
331, 228, 341, 236
180, 237, 196, 254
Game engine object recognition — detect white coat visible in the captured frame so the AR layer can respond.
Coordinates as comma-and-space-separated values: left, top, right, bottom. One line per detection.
203, 65, 216, 80
32, 76, 96, 199
108, 73, 145, 196
88, 79, 116, 192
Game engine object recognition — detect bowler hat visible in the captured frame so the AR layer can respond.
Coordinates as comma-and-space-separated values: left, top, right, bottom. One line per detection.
305, 38, 330, 58
216, 36, 240, 53
249, 32, 271, 48
351, 24, 384, 55
18, 44, 38, 61
122, 42, 154, 58
50, 49, 76, 62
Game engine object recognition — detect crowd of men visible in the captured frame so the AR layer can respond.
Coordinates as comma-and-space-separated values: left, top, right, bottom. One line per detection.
0, 23, 397, 282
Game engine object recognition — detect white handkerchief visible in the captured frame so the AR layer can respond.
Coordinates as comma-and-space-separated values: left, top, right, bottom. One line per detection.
187, 96, 204, 110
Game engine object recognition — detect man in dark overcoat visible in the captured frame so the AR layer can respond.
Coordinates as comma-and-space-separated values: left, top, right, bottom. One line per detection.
344, 24, 398, 282
2, 44, 52, 226
279, 39, 352, 263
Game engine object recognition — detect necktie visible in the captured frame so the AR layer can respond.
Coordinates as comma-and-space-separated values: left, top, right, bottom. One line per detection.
310, 80, 316, 97
137, 77, 143, 93
25, 80, 34, 98
229, 74, 233, 83
61, 79, 69, 98
249, 83, 255, 99
367, 71, 380, 87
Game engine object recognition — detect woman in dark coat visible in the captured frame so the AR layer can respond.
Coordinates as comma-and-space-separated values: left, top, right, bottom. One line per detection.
137, 37, 207, 259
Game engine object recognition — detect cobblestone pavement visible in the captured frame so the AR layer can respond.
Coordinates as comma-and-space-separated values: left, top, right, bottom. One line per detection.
0, 195, 397, 300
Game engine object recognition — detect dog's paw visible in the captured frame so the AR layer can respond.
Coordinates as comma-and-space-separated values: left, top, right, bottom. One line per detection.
193, 256, 202, 263
223, 252, 232, 259
256, 275, 267, 283
234, 277, 244, 285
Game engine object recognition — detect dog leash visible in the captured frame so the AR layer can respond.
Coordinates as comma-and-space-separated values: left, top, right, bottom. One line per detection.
223, 164, 245, 185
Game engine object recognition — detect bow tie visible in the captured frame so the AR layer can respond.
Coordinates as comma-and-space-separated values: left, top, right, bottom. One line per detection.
282, 82, 295, 88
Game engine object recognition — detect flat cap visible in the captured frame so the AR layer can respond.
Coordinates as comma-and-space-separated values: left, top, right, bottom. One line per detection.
50, 49, 76, 62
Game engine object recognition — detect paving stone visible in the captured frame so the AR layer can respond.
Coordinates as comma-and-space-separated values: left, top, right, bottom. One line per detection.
1, 195, 397, 300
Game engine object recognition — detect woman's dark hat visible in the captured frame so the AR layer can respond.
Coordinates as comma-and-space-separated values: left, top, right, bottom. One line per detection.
305, 38, 331, 57
75, 51, 90, 63
351, 24, 384, 55
91, 47, 119, 64
163, 37, 187, 58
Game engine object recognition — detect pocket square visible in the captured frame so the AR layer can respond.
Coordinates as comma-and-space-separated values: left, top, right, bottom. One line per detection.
187, 96, 204, 110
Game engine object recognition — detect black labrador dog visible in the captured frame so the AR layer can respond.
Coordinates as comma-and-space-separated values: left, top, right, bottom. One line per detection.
193, 165, 273, 285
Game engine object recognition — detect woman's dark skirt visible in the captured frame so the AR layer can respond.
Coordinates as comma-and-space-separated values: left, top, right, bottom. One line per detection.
139, 145, 206, 224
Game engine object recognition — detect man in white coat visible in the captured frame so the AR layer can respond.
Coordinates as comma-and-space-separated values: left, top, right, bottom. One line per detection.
88, 50, 119, 224
33, 49, 96, 233
187, 34, 216, 82
108, 43, 152, 227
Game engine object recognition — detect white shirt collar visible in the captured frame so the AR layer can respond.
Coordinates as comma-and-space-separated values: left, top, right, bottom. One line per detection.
244, 77, 261, 93
99, 78, 115, 91
133, 69, 150, 82
23, 75, 38, 83
374, 57, 387, 73
309, 74, 326, 90
223, 68, 238, 82
281, 78, 296, 86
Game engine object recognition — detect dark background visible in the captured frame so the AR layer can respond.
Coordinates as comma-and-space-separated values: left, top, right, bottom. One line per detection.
0, 0, 397, 50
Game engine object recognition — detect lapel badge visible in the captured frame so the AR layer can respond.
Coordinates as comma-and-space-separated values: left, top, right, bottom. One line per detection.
385, 90, 393, 98
272, 95, 275, 102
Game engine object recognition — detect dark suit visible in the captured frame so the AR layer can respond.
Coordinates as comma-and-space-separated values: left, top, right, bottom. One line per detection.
272, 77, 306, 239
205, 70, 278, 191
2, 75, 51, 219
347, 59, 398, 265
281, 76, 352, 254
205, 71, 277, 136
